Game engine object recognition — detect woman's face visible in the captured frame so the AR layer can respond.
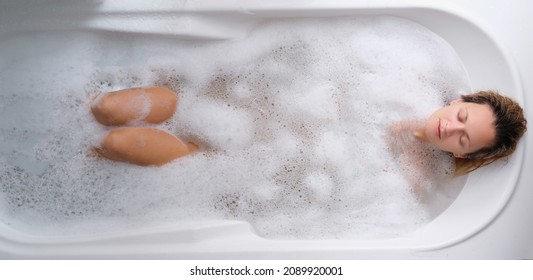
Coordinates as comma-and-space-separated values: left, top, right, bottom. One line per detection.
423, 99, 496, 157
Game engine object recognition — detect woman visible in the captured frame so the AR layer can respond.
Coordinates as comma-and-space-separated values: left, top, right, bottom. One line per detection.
91, 87, 527, 177
413, 90, 526, 176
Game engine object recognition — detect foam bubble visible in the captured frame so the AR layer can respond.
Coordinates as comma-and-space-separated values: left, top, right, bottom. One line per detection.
0, 16, 470, 238
179, 98, 254, 150
303, 172, 334, 200
280, 82, 339, 121
313, 130, 351, 165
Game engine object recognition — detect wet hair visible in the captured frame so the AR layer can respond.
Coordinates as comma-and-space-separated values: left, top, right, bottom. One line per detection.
455, 90, 527, 176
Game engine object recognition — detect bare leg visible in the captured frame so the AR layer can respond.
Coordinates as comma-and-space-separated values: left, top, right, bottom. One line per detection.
91, 87, 178, 126
91, 87, 197, 165
94, 127, 198, 166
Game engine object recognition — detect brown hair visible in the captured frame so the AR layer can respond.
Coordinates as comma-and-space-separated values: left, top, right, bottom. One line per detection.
455, 90, 527, 176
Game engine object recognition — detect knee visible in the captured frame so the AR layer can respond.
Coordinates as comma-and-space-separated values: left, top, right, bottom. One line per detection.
143, 87, 178, 124
91, 95, 120, 125
90, 87, 178, 125
99, 129, 131, 159
96, 128, 194, 166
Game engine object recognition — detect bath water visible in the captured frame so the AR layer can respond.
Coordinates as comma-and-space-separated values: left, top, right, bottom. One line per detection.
0, 16, 470, 238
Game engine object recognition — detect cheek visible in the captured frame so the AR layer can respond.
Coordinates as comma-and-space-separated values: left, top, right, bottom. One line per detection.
428, 135, 456, 153
434, 141, 451, 152
442, 139, 464, 154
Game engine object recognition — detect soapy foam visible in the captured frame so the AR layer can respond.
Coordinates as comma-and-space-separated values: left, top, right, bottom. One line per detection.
0, 16, 470, 238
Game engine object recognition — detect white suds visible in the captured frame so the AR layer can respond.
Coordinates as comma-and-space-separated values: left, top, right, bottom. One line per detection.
0, 16, 470, 238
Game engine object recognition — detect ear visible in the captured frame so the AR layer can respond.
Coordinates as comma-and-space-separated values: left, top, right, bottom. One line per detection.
453, 153, 467, 158
450, 99, 464, 105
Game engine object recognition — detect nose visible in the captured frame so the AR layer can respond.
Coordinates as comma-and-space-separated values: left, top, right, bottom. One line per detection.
446, 120, 465, 136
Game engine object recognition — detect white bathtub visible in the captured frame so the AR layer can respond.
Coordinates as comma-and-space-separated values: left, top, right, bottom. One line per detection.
0, 0, 531, 259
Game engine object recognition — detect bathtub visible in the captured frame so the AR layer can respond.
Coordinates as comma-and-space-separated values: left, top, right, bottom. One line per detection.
0, 0, 531, 259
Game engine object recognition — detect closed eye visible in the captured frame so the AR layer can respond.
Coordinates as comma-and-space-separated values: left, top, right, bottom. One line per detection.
460, 133, 470, 148
458, 107, 468, 122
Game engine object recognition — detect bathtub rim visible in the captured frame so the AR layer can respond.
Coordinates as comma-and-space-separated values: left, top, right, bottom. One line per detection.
0, 2, 526, 257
